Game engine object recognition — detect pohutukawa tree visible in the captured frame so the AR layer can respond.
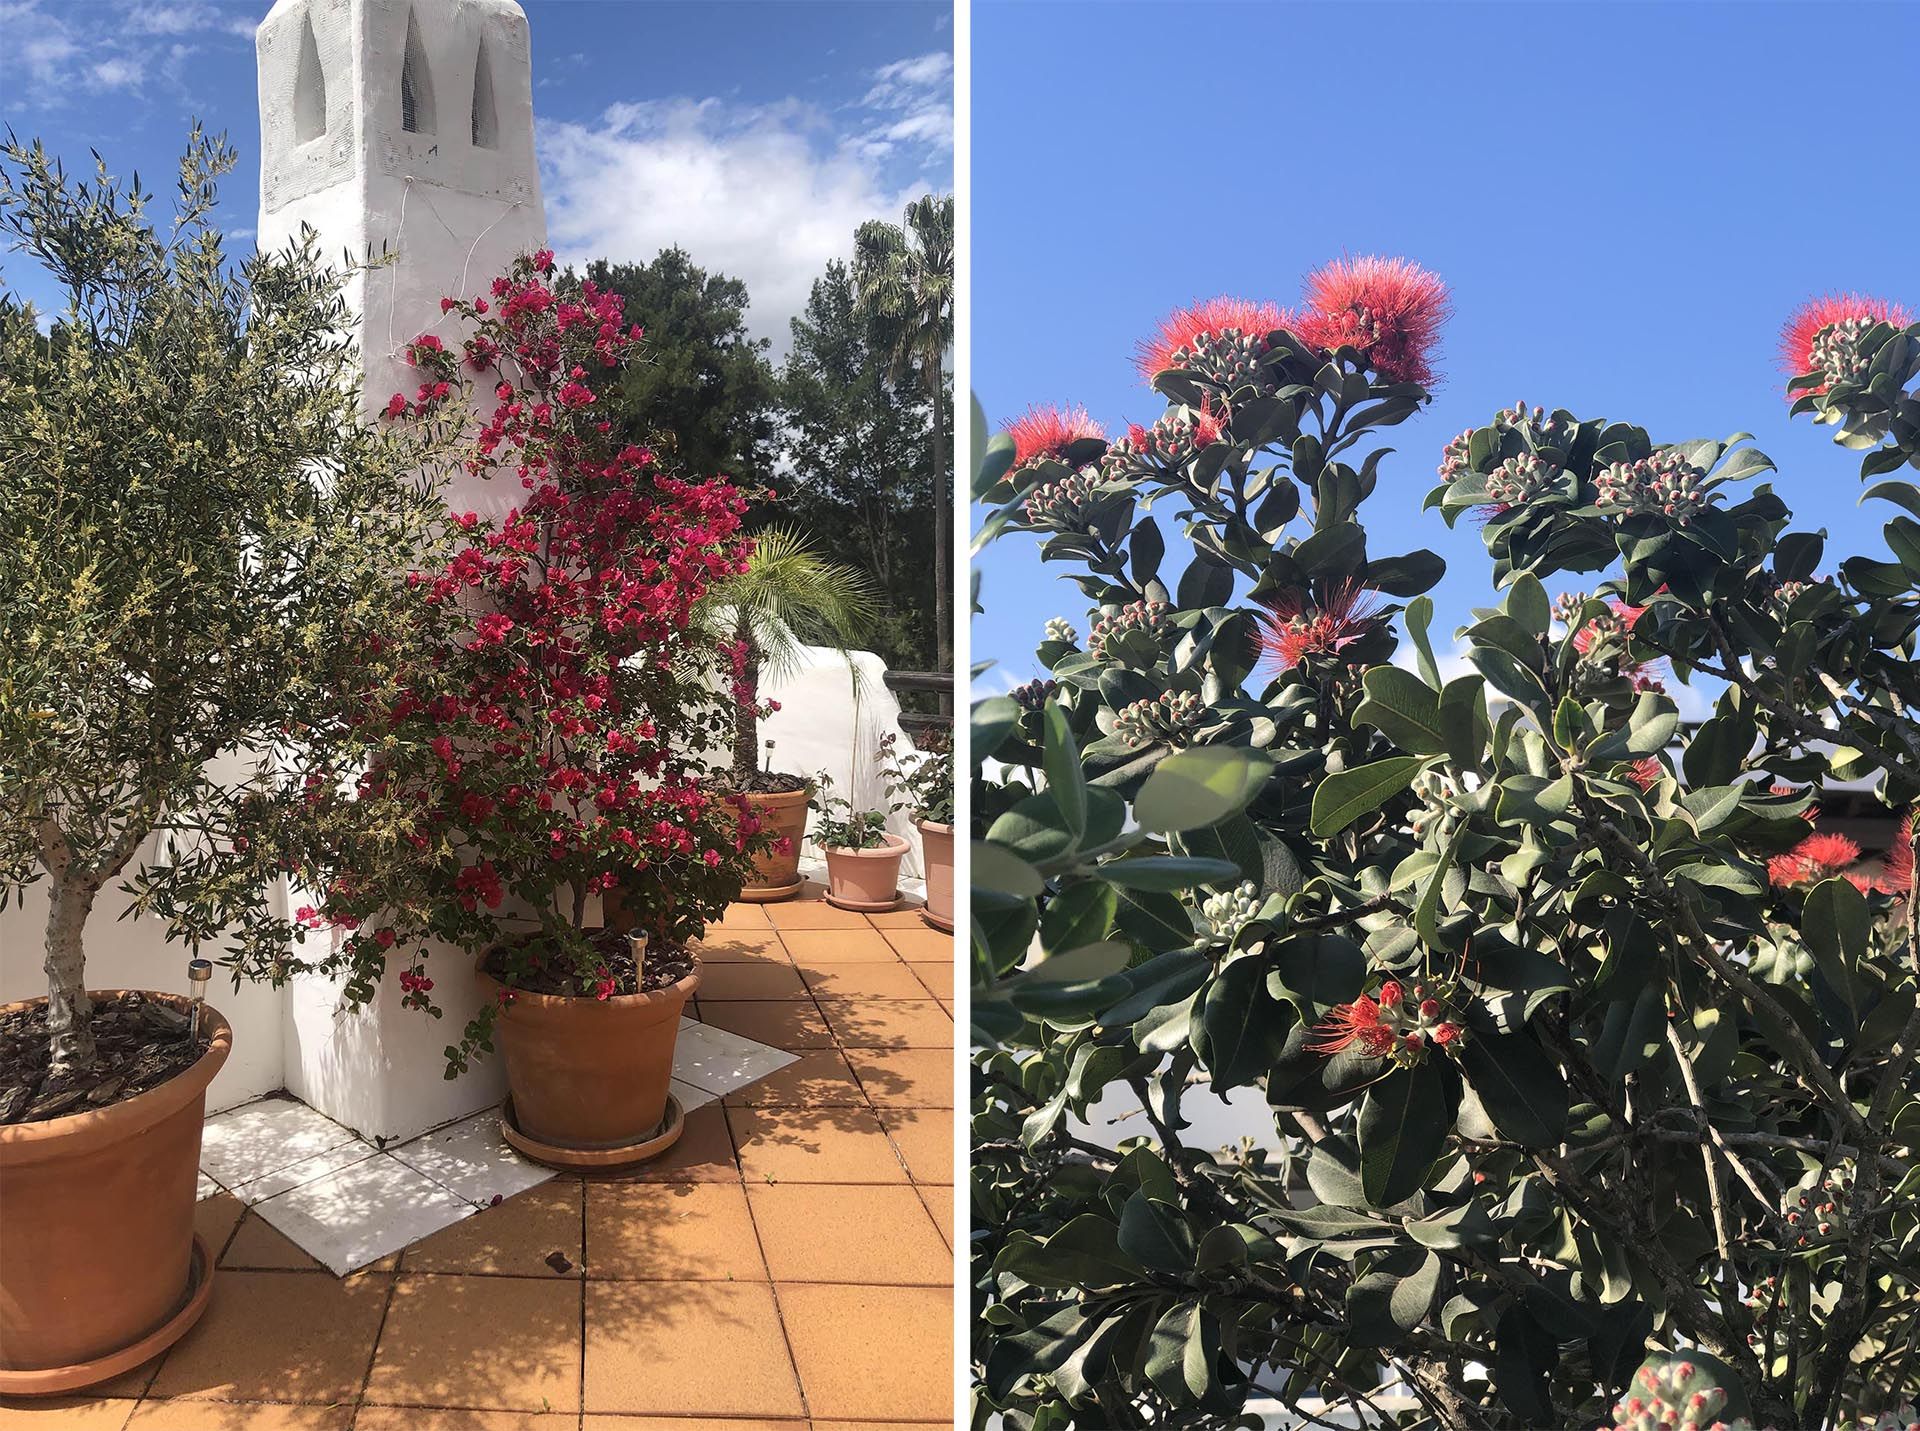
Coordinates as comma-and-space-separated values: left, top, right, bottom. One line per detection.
0, 130, 447, 1111
970, 257, 1920, 1429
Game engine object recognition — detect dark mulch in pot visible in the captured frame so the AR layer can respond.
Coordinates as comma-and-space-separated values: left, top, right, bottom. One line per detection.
483, 926, 696, 999
717, 769, 810, 796
0, 993, 208, 1126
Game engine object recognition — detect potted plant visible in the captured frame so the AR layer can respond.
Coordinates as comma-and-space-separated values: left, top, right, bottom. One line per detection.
883, 731, 954, 931
811, 766, 910, 911
0, 132, 444, 1393
287, 250, 765, 1170
700, 528, 878, 900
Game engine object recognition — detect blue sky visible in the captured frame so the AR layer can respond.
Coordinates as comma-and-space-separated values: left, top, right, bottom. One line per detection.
970, 0, 1920, 710
0, 0, 950, 347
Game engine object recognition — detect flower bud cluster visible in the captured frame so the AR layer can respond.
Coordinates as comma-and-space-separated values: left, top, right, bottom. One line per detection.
1043, 617, 1078, 644
1595, 450, 1710, 525
1112, 691, 1205, 748
1484, 451, 1562, 507
1809, 315, 1877, 392
1088, 600, 1172, 666
1023, 471, 1102, 532
1168, 327, 1271, 392
1604, 1359, 1756, 1431
1408, 767, 1464, 843
1308, 977, 1466, 1065
1781, 1165, 1854, 1248
1198, 881, 1263, 945
1010, 677, 1057, 711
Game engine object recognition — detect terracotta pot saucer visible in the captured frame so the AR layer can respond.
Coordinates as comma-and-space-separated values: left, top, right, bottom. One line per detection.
736, 876, 804, 904
499, 1091, 684, 1170
919, 908, 954, 933
824, 889, 901, 913
0, 1233, 213, 1397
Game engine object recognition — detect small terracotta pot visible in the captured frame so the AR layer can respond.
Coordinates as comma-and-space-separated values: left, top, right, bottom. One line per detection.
0, 992, 230, 1393
916, 818, 954, 932
823, 831, 910, 912
734, 786, 811, 903
476, 945, 697, 1163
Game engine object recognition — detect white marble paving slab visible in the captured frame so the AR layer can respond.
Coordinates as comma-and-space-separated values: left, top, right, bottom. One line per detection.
673, 1016, 798, 1094
229, 1138, 378, 1205
388, 1108, 553, 1206
198, 1096, 359, 1190
671, 1077, 717, 1113
252, 1154, 475, 1276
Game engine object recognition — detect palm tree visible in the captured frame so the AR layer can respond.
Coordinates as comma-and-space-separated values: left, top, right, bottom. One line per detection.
699, 527, 878, 785
852, 193, 954, 673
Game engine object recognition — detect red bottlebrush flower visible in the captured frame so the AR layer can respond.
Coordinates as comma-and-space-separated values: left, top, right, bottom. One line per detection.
1769, 830, 1863, 889
1256, 581, 1385, 671
1307, 996, 1397, 1057
1134, 296, 1292, 383
1778, 293, 1912, 395
1298, 255, 1452, 387
1006, 404, 1105, 468
1625, 756, 1662, 791
1571, 599, 1646, 654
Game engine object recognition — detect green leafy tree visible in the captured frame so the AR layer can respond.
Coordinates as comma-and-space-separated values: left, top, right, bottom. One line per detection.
970, 260, 1920, 1429
576, 249, 778, 489
853, 193, 954, 671
777, 258, 937, 668
0, 130, 446, 1080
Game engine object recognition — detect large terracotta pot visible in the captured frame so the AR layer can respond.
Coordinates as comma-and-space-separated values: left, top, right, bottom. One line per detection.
823, 831, 910, 912
916, 818, 954, 933
735, 786, 811, 903
476, 949, 697, 1167
0, 992, 230, 1394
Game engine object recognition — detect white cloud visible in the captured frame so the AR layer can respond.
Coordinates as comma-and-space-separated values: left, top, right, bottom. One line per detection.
540, 56, 951, 354
0, 0, 248, 107
89, 57, 144, 90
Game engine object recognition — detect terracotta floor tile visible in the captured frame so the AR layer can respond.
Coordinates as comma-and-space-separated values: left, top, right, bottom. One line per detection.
693, 930, 789, 963
365, 1273, 580, 1413
775, 929, 899, 964
879, 1109, 953, 1185
844, 1049, 955, 1109
776, 1283, 952, 1421
812, 1424, 951, 1431
716, 902, 773, 928
792, 961, 931, 1001
880, 927, 955, 962
699, 1000, 834, 1051
905, 961, 952, 998
764, 900, 870, 931
747, 1184, 950, 1284
719, 1048, 866, 1108
192, 1194, 245, 1260
0, 1400, 133, 1429
218, 1211, 325, 1271
918, 1184, 955, 1248
695, 960, 811, 1000
586, 1182, 764, 1281
863, 906, 929, 926
126, 1404, 352, 1430
726, 1106, 909, 1184
145, 1269, 389, 1404
611, 1103, 739, 1183
581, 1421, 805, 1431
583, 1281, 803, 1417
817, 998, 952, 1050
403, 1181, 583, 1277
356, 1411, 577, 1431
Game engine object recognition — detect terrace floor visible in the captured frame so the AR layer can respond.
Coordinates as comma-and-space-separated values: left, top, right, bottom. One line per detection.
1, 885, 956, 1431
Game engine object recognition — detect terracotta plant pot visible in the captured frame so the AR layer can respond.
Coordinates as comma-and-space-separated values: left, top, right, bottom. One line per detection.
823, 831, 910, 912
916, 818, 954, 933
734, 786, 811, 903
476, 947, 697, 1170
0, 992, 230, 1395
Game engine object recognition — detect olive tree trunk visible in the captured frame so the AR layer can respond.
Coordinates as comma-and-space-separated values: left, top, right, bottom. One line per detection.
731, 619, 762, 785
38, 819, 99, 1075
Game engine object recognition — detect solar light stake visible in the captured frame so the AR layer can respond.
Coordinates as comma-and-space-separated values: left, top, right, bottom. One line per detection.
187, 958, 212, 1042
628, 931, 647, 985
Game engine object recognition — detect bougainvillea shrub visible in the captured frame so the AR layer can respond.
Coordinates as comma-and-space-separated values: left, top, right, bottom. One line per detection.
156, 252, 769, 1072
970, 260, 1920, 1429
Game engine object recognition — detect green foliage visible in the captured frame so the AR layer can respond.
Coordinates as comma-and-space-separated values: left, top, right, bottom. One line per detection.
0, 129, 447, 1072
971, 298, 1920, 1429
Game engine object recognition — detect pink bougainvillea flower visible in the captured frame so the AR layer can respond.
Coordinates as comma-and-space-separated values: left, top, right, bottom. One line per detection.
1006, 404, 1105, 468
1256, 581, 1385, 671
1778, 293, 1912, 396
1134, 296, 1292, 383
1298, 255, 1452, 387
